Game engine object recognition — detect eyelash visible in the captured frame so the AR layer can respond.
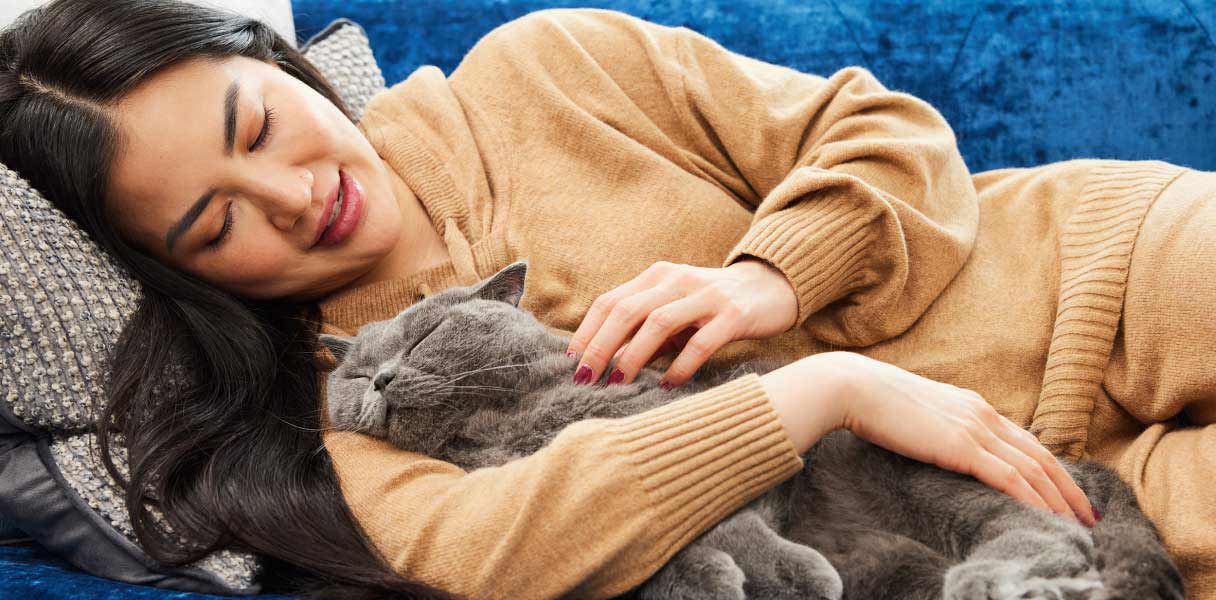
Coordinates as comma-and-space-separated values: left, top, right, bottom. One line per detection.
250, 105, 276, 151
205, 202, 234, 250
205, 105, 276, 250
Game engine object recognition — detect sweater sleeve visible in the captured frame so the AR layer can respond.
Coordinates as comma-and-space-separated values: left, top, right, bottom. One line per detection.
1100, 169, 1216, 598
1114, 424, 1216, 599
321, 371, 803, 599
458, 8, 979, 346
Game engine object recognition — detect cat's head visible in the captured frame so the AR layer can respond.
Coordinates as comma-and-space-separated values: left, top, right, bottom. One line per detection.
319, 261, 556, 452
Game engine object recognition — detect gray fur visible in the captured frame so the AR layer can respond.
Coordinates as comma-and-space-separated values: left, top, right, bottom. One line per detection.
321, 262, 1184, 600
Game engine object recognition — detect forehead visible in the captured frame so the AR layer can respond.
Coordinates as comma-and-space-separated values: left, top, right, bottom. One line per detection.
104, 56, 270, 250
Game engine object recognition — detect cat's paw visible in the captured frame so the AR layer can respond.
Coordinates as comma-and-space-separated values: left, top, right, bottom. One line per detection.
740, 539, 843, 600
635, 544, 745, 600
944, 559, 1104, 600
1096, 552, 1185, 600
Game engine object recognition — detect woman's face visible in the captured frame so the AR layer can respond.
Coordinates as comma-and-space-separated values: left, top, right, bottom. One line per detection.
105, 54, 403, 302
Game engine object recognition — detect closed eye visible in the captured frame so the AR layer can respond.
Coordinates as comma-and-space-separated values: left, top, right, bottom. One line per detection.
250, 105, 276, 151
407, 320, 444, 355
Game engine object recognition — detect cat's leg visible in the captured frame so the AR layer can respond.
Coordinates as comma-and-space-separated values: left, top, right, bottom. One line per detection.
809, 529, 949, 600
629, 543, 746, 600
696, 508, 843, 600
942, 508, 1103, 600
1068, 462, 1185, 600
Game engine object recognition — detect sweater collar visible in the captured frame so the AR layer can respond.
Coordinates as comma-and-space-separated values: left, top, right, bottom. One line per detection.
317, 67, 507, 334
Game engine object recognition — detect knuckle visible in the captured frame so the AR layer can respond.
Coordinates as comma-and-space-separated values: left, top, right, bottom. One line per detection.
718, 298, 744, 320
589, 293, 617, 315
612, 299, 644, 322
1027, 464, 1051, 488
682, 337, 716, 360
646, 309, 677, 332
674, 269, 701, 288
580, 345, 612, 365
1001, 465, 1023, 488
961, 415, 987, 438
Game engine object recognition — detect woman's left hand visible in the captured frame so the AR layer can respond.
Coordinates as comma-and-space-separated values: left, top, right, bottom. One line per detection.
566, 259, 798, 388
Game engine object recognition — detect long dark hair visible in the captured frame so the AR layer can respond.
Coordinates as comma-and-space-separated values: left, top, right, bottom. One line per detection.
0, 1, 444, 597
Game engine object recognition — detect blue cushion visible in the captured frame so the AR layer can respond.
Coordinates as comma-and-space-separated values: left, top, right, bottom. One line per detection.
6, 1, 1211, 598
0, 544, 292, 600
294, 0, 1215, 172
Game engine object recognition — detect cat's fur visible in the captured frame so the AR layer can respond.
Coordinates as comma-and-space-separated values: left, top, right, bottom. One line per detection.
321, 262, 1184, 600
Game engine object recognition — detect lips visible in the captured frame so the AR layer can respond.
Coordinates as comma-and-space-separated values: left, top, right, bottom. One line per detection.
313, 173, 342, 247
315, 170, 363, 247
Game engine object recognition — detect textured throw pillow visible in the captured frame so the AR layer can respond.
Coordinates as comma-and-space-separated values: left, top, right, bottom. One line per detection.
0, 19, 386, 596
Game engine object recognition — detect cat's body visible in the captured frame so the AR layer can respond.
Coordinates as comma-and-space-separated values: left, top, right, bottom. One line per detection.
322, 262, 1183, 600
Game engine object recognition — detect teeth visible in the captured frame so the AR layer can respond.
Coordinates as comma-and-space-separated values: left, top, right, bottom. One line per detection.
325, 187, 344, 231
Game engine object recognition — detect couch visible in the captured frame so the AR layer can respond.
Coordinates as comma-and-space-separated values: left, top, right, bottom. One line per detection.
1, 0, 1211, 598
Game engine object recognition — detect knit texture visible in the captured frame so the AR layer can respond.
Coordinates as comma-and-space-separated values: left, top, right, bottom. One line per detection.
318, 8, 1216, 599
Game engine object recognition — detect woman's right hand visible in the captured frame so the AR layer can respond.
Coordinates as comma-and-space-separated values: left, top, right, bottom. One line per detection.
760, 351, 1098, 527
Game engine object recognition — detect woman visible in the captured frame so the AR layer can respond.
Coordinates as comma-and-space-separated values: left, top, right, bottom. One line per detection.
2, 0, 1211, 598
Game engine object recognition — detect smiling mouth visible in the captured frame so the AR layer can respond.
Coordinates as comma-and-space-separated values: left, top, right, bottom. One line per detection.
321, 184, 345, 236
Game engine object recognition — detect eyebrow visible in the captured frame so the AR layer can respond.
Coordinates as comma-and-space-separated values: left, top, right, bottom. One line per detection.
164, 79, 241, 255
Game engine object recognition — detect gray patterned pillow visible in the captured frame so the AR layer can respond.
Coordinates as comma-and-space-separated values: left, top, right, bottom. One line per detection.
0, 19, 387, 596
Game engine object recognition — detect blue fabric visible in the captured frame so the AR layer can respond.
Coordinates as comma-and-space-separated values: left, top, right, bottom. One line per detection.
293, 0, 1216, 172
0, 545, 292, 600
6, 1, 1212, 598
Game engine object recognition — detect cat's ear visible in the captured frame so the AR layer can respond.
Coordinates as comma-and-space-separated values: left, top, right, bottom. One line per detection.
473, 261, 528, 307
319, 333, 354, 362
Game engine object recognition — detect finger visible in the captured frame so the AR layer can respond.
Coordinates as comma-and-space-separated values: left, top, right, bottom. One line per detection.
657, 327, 697, 357
566, 266, 667, 357
576, 286, 681, 384
660, 315, 737, 388
609, 326, 693, 370
614, 299, 715, 384
968, 446, 1051, 513
983, 429, 1075, 522
1006, 424, 1097, 527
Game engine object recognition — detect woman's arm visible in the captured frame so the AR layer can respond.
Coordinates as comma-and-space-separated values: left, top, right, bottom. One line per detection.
455, 8, 979, 349
324, 350, 1095, 599
323, 372, 805, 599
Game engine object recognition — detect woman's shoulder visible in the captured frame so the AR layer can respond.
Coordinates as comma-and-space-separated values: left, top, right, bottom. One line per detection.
450, 7, 684, 88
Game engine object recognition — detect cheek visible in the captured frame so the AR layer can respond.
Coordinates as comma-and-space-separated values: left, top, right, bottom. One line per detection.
201, 236, 304, 295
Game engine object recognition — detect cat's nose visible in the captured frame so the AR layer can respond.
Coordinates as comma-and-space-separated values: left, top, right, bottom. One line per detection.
373, 371, 395, 392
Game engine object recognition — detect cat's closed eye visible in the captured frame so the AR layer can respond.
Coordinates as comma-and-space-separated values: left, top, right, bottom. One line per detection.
409, 320, 445, 355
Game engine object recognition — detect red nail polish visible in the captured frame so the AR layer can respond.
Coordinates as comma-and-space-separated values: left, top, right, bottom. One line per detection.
573, 364, 593, 385
607, 369, 624, 385
659, 380, 673, 391
1092, 507, 1102, 523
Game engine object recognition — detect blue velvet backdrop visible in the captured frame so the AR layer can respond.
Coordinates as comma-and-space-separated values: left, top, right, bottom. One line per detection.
291, 0, 1215, 171
2, 0, 1212, 598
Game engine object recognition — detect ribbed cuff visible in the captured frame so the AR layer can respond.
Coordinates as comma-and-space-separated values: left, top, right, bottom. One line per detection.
1030, 161, 1186, 459
587, 373, 803, 596
724, 199, 877, 328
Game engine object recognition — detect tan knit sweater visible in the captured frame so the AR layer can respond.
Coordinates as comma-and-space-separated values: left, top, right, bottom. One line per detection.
315, 8, 1216, 599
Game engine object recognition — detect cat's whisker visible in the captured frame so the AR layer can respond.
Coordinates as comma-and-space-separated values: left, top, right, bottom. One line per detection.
447, 350, 532, 374
447, 357, 545, 383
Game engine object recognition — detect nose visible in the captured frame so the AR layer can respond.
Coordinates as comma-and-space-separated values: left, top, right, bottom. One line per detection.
373, 370, 395, 392
245, 167, 314, 232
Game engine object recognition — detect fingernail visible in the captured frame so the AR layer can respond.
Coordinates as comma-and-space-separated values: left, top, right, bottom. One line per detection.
1092, 507, 1102, 523
565, 349, 575, 359
573, 364, 593, 385
607, 369, 624, 385
659, 380, 673, 391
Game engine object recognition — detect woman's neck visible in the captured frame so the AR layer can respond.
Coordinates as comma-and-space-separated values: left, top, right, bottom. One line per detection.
345, 161, 450, 290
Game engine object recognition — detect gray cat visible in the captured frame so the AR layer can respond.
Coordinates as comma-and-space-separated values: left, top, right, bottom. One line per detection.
320, 261, 1184, 600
